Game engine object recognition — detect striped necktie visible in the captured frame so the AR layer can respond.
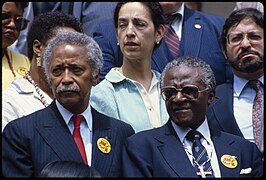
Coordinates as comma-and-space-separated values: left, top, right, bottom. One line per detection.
164, 14, 180, 58
186, 130, 214, 178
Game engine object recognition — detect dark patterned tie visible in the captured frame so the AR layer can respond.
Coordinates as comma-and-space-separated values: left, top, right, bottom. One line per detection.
72, 114, 88, 164
249, 80, 263, 148
187, 130, 214, 178
164, 14, 180, 58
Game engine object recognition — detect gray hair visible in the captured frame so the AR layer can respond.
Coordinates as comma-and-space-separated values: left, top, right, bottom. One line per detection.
160, 56, 216, 91
43, 32, 103, 85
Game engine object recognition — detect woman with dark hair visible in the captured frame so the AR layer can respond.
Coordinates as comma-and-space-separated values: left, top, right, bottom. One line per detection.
91, 2, 169, 133
2, 2, 30, 90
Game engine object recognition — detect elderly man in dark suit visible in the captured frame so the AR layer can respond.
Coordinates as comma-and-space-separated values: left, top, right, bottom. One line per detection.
92, 2, 232, 85
122, 56, 263, 178
2, 32, 135, 177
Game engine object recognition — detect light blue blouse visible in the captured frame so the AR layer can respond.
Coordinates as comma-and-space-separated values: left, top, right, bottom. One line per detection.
90, 68, 169, 133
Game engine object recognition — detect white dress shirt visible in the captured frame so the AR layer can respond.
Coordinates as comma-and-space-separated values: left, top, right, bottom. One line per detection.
56, 100, 93, 166
233, 75, 264, 143
171, 118, 221, 177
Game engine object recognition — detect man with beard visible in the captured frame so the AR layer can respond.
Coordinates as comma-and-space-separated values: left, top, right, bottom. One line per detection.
206, 8, 264, 154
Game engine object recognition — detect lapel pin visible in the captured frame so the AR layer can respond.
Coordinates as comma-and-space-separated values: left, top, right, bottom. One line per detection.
221, 154, 238, 168
97, 137, 111, 154
194, 24, 201, 29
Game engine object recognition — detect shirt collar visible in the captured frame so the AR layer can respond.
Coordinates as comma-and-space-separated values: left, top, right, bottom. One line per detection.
234, 75, 264, 96
55, 99, 93, 131
171, 116, 211, 143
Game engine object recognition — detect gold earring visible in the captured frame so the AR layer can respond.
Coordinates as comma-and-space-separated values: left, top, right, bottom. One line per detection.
36, 57, 41, 67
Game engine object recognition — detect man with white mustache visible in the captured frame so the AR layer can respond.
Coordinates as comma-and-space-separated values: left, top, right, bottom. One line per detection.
2, 32, 135, 177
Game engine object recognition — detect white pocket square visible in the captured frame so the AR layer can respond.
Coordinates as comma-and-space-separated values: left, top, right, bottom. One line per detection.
240, 168, 252, 174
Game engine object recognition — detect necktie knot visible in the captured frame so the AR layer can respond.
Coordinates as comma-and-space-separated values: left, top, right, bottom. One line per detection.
249, 80, 261, 92
186, 130, 214, 178
186, 130, 202, 142
73, 114, 83, 128
164, 13, 180, 25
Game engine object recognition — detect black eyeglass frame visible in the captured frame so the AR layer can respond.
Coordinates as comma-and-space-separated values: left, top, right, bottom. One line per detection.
161, 85, 209, 101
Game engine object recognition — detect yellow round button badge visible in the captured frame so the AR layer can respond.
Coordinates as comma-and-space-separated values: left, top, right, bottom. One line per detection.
221, 154, 238, 168
97, 137, 111, 154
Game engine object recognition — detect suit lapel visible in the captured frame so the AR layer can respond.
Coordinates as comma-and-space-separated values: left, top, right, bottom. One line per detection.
151, 41, 173, 72
182, 7, 202, 56
213, 83, 244, 136
156, 121, 198, 178
211, 130, 241, 177
91, 108, 114, 176
36, 101, 84, 162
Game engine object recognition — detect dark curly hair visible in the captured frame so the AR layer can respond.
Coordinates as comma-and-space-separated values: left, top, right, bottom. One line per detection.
27, 11, 84, 61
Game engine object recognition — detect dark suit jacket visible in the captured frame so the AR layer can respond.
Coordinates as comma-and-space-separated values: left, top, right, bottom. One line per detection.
206, 82, 244, 137
122, 120, 263, 177
2, 101, 135, 177
92, 6, 232, 85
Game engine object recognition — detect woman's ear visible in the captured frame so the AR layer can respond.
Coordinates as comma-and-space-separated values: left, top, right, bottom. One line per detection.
155, 24, 165, 44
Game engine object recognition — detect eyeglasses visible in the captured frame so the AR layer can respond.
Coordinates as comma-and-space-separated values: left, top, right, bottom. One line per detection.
2, 13, 29, 31
161, 85, 209, 100
227, 31, 263, 46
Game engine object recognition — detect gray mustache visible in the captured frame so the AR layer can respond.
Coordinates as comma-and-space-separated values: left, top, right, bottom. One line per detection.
56, 85, 80, 93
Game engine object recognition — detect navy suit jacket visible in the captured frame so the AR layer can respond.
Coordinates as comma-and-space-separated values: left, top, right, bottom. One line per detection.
92, 6, 232, 85
2, 101, 135, 177
206, 82, 244, 137
122, 120, 263, 177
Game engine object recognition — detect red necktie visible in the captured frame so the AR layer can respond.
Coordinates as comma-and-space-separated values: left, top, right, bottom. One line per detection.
164, 14, 180, 58
72, 114, 88, 164
249, 80, 263, 148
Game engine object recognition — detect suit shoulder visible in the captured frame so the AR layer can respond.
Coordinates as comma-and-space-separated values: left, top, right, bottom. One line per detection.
219, 130, 255, 145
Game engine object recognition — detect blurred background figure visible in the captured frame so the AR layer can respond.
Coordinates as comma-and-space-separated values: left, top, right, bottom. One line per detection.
234, 2, 264, 14
9, 2, 38, 56
2, 11, 84, 131
38, 2, 117, 37
2, 2, 30, 90
185, 2, 202, 11
39, 161, 101, 178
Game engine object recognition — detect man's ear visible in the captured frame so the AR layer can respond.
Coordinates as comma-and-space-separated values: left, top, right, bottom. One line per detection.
92, 70, 100, 86
33, 39, 42, 56
207, 90, 216, 106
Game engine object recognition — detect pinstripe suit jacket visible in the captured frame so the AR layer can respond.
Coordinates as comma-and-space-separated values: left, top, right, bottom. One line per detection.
2, 101, 135, 177
93, 6, 232, 85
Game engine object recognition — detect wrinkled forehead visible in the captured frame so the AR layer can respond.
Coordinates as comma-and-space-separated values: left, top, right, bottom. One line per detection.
164, 65, 203, 86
